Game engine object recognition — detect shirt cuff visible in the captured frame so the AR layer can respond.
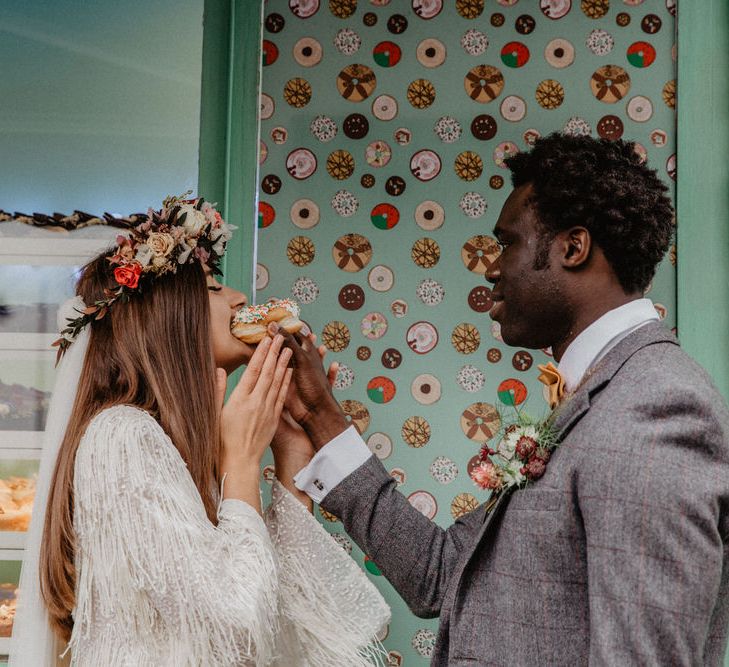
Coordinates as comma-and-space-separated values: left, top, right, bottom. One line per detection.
293, 425, 373, 503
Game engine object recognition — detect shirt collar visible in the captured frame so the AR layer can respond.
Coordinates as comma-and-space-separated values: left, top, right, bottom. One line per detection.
557, 298, 660, 392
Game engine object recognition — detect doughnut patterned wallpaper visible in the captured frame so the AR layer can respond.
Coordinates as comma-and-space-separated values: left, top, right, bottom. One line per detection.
255, 0, 676, 662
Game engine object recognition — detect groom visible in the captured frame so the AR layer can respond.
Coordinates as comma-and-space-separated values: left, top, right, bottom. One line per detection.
277, 134, 729, 665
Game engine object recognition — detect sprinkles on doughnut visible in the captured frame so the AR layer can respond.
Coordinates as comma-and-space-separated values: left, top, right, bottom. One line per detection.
231, 297, 303, 344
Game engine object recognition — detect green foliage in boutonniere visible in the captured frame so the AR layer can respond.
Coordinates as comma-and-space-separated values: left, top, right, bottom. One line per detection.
469, 400, 559, 494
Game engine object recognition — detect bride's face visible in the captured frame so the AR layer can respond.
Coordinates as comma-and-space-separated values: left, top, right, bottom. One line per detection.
205, 268, 255, 373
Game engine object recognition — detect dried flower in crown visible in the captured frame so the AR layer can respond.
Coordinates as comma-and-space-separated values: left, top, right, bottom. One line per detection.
52, 192, 236, 363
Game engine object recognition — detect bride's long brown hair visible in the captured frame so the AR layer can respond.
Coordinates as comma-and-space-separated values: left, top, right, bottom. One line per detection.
40, 252, 220, 641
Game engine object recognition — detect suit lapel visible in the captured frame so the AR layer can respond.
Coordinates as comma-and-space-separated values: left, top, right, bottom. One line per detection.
551, 321, 679, 441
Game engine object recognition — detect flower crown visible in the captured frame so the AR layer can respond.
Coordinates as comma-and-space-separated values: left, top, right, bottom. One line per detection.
53, 192, 235, 362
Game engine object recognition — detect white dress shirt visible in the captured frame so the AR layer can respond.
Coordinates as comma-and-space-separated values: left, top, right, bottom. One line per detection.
294, 298, 660, 503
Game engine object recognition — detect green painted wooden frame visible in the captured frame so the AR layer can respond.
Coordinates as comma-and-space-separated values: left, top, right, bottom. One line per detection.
677, 2, 729, 402
198, 0, 262, 299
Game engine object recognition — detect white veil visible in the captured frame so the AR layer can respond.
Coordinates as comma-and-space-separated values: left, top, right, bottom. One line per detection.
10, 297, 90, 667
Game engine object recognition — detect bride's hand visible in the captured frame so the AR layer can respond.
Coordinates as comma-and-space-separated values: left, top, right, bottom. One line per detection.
217, 334, 293, 469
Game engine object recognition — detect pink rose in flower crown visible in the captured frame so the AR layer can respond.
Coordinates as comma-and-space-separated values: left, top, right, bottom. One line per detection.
113, 262, 143, 289
471, 460, 504, 491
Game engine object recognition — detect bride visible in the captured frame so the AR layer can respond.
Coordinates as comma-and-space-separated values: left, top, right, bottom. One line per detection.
11, 196, 389, 666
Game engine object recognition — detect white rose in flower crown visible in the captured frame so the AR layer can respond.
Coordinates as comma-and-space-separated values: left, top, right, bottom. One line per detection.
147, 232, 175, 258
177, 204, 208, 236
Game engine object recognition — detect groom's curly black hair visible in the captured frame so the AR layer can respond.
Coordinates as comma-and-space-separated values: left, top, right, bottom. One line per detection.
504, 133, 674, 294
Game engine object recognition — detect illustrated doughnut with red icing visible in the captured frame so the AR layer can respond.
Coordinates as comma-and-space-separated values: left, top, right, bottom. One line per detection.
367, 376, 397, 404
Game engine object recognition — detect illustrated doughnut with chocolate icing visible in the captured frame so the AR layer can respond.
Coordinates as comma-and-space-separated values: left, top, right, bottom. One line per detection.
450, 492, 479, 519
231, 298, 304, 344
387, 14, 408, 34
535, 79, 565, 109
461, 235, 500, 273
402, 416, 431, 447
283, 78, 312, 108
464, 65, 504, 103
343, 113, 369, 139
468, 285, 493, 312
332, 233, 372, 271
590, 65, 631, 103
337, 64, 377, 102
321, 320, 351, 352
330, 0, 357, 18
456, 0, 484, 19
411, 238, 440, 268
326, 149, 355, 180
597, 115, 624, 140
341, 399, 370, 434
385, 176, 406, 196
338, 283, 365, 310
460, 402, 500, 443
407, 79, 436, 109
454, 151, 483, 181
451, 323, 481, 354
286, 236, 315, 266
471, 114, 498, 140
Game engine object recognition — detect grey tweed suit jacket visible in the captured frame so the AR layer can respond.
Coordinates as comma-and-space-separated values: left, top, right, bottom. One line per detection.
322, 322, 729, 666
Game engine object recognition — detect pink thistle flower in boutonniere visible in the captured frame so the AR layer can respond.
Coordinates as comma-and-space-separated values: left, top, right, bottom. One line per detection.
522, 455, 548, 481
471, 460, 504, 491
515, 435, 538, 460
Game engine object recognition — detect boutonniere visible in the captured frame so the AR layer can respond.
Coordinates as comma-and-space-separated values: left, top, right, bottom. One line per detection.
469, 409, 559, 495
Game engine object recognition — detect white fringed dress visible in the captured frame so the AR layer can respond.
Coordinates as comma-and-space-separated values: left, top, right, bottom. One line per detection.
67, 405, 390, 666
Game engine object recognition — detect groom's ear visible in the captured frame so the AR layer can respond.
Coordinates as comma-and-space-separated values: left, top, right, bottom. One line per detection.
558, 226, 591, 269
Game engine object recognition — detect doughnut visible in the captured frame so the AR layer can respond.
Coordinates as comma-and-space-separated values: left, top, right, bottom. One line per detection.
471, 114, 498, 140
641, 14, 662, 34
461, 236, 499, 273
411, 238, 440, 268
231, 298, 304, 344
341, 399, 370, 434
286, 148, 317, 180
416, 278, 445, 305
337, 64, 377, 102
261, 174, 281, 195
393, 128, 411, 146
490, 175, 504, 189
459, 192, 487, 219
334, 28, 361, 55
662, 80, 676, 109
500, 95, 527, 122
434, 116, 463, 143
540, 0, 572, 19
460, 402, 500, 442
366, 376, 396, 404
407, 491, 437, 520
487, 347, 502, 363
370, 203, 399, 230
515, 14, 536, 35
415, 200, 444, 231
535, 79, 565, 109
590, 65, 631, 104
586, 29, 614, 56
545, 38, 575, 67
283, 78, 312, 108
334, 364, 355, 390
597, 115, 624, 140
365, 140, 392, 168
367, 432, 393, 459
384, 176, 406, 196
262, 41, 279, 66
497, 378, 527, 407
255, 264, 269, 291
289, 0, 320, 18
368, 264, 394, 291
450, 492, 479, 520
407, 79, 436, 109
456, 0, 484, 19
451, 323, 480, 354
430, 457, 458, 484
386, 14, 408, 34
512, 350, 533, 371
326, 149, 355, 180
338, 283, 365, 310
563, 116, 592, 137
580, 0, 608, 19
627, 96, 653, 122
500, 41, 529, 68
410, 150, 441, 181
381, 348, 402, 369
406, 321, 438, 354
461, 29, 489, 56
371, 94, 398, 121
390, 299, 408, 318
373, 41, 401, 68
309, 115, 337, 142
464, 65, 504, 103
616, 12, 630, 27
321, 320, 350, 352
342, 113, 369, 139
416, 38, 446, 67
332, 233, 372, 271
413, 0, 443, 20
402, 416, 431, 447
360, 312, 388, 340
286, 236, 315, 266
265, 13, 285, 33
468, 285, 493, 312
411, 374, 441, 405
258, 202, 275, 229
523, 128, 541, 146
457, 364, 485, 392
330, 0, 357, 18
454, 151, 483, 181
491, 12, 505, 27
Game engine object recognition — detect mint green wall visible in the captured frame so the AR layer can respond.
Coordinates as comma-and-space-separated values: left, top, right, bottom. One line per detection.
677, 1, 729, 404
0, 0, 204, 215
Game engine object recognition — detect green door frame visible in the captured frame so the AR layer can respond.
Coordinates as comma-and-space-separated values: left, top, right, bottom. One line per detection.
198, 1, 729, 404
198, 0, 262, 299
